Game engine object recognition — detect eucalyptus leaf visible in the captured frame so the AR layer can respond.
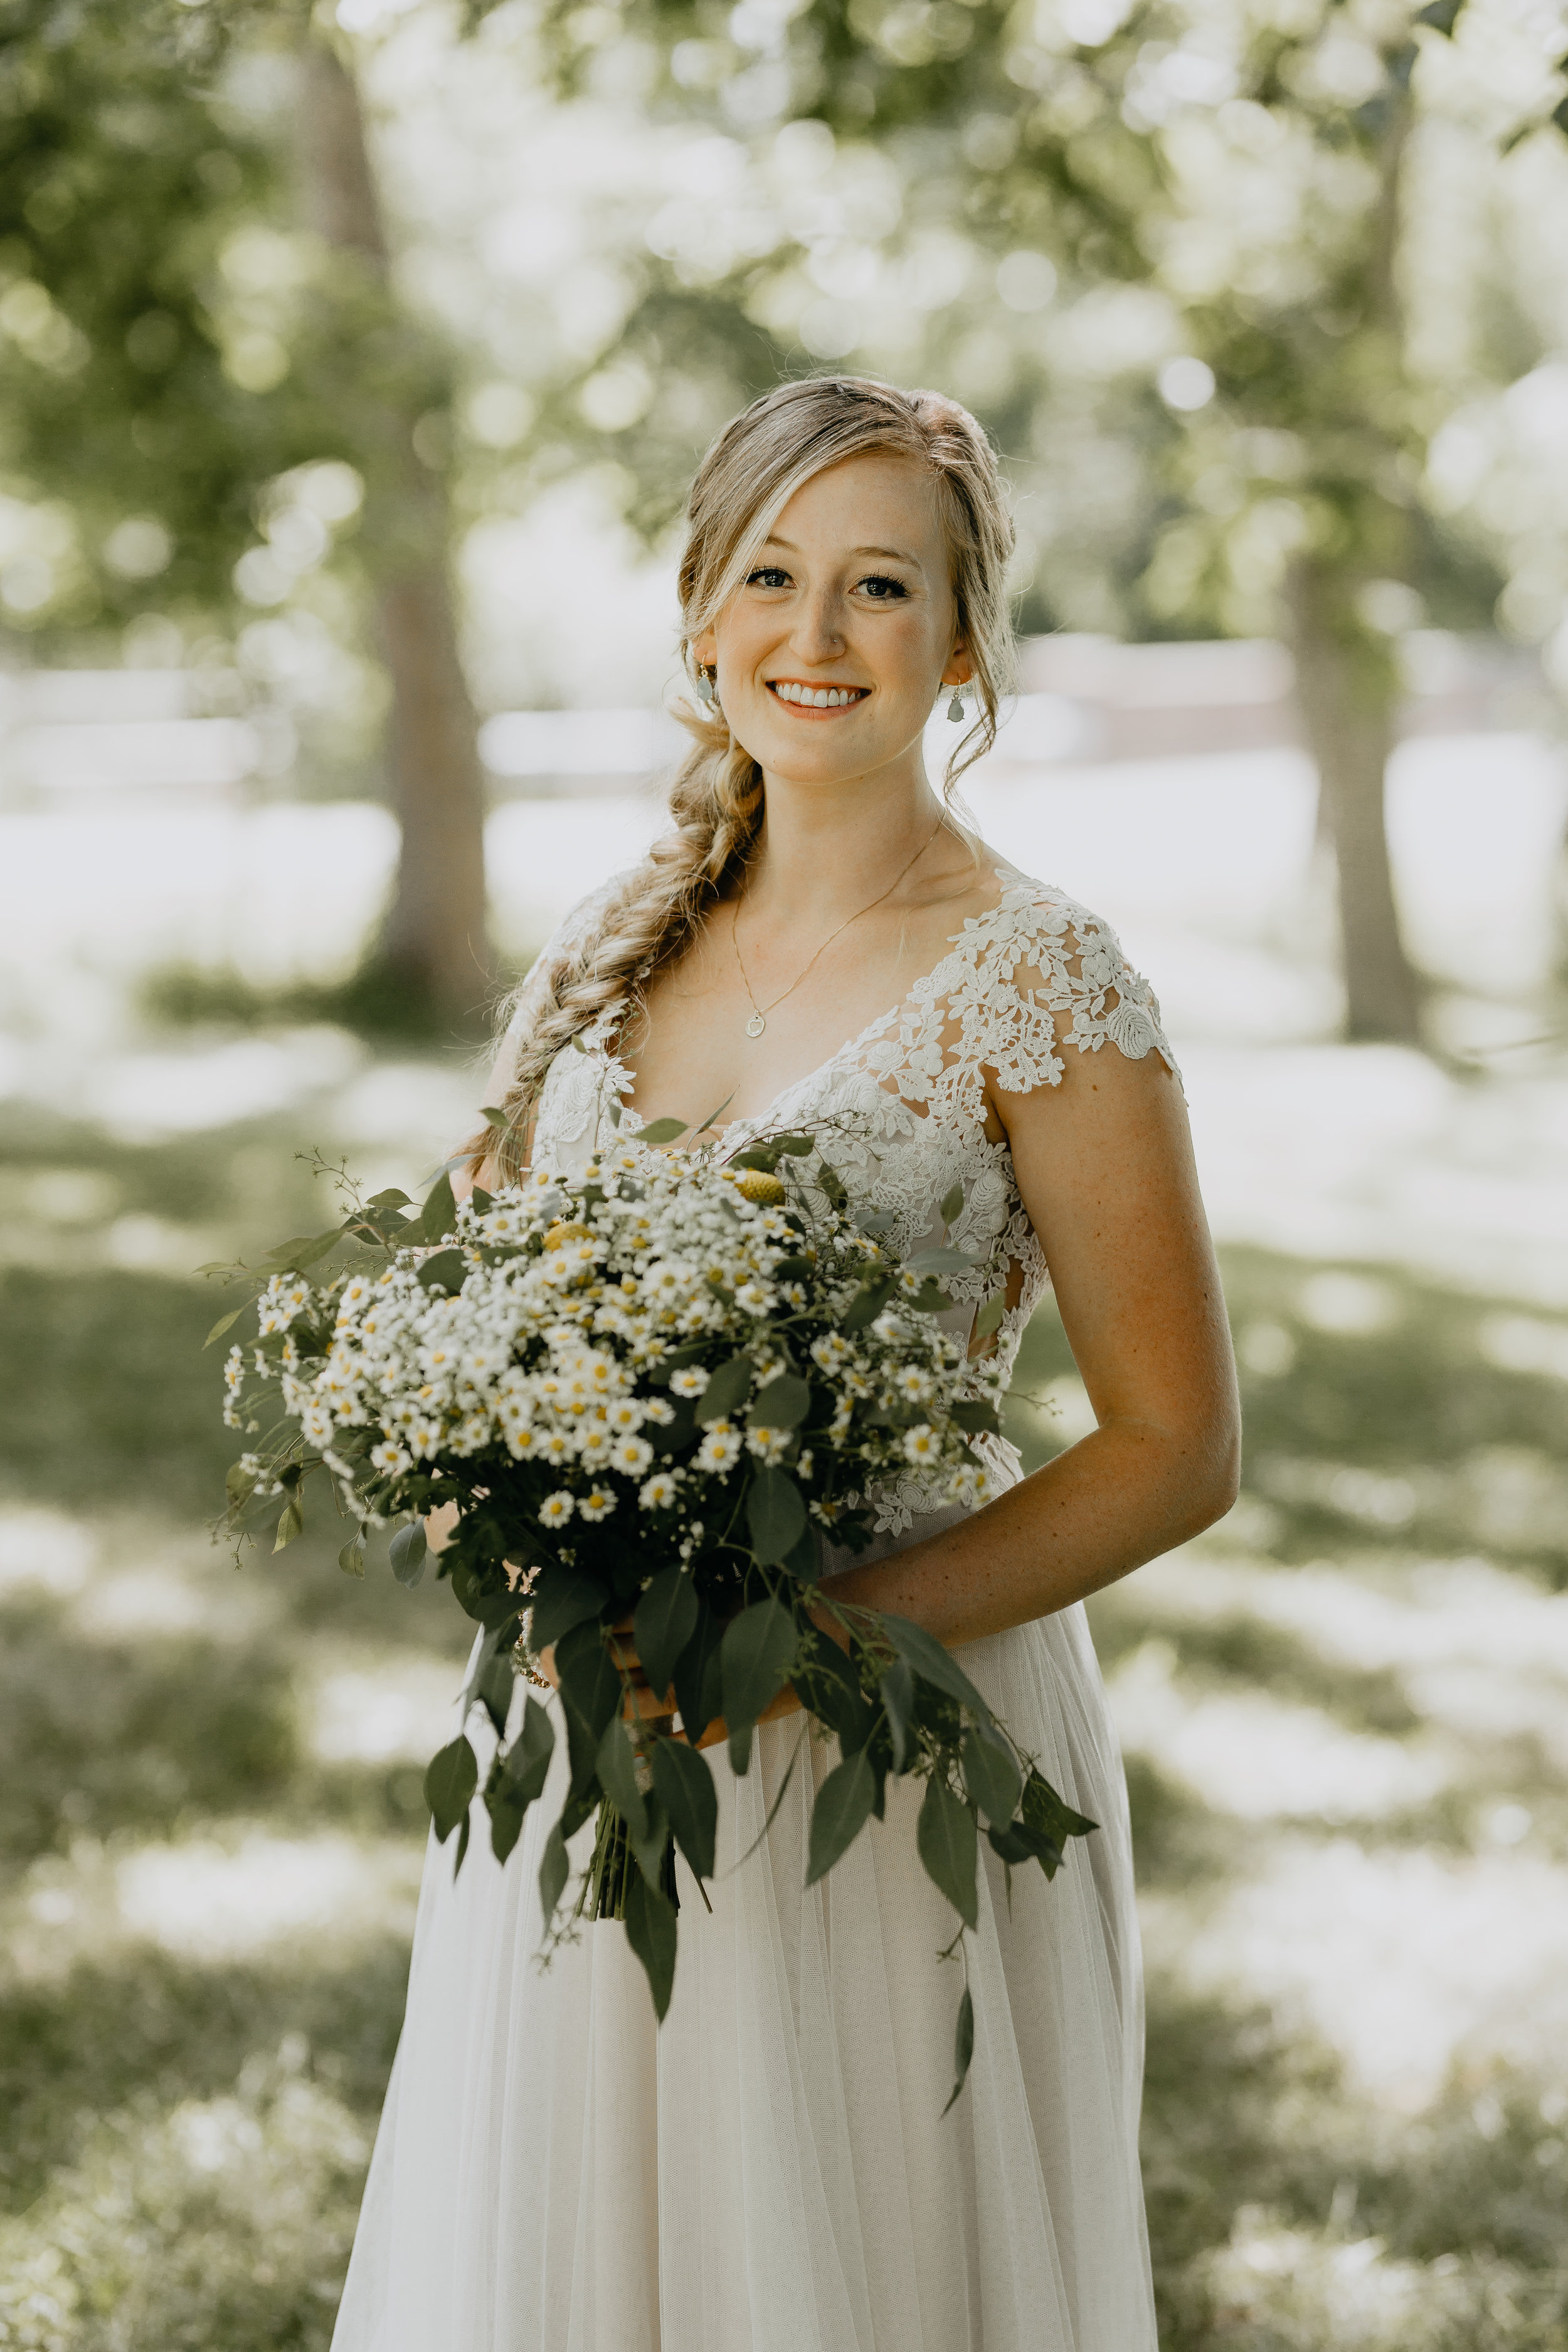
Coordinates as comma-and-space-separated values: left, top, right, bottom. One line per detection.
538, 1821, 569, 1924
917, 1774, 979, 1931
529, 1567, 607, 1653
474, 1646, 516, 1738
941, 1985, 975, 2117
1021, 1769, 1098, 1849
881, 1613, 993, 1722
638, 1116, 689, 1145
225, 1462, 256, 1506
596, 1718, 649, 1842
416, 1248, 467, 1294
449, 1555, 523, 1629
337, 1538, 365, 1579
623, 1871, 679, 2021
805, 1747, 876, 1885
503, 1693, 555, 1807
880, 1660, 916, 1774
671, 1599, 723, 1747
907, 1245, 981, 1274
485, 1786, 526, 1865
262, 1228, 342, 1274
389, 1520, 427, 1586
961, 1726, 1022, 1825
719, 1594, 799, 1756
817, 1162, 848, 1209
479, 1104, 510, 1130
633, 1565, 699, 1699
746, 1467, 807, 1564
796, 1629, 875, 1755
556, 1619, 622, 1793
750, 1373, 810, 1430
972, 1295, 1006, 1341
652, 1739, 718, 1882
951, 1398, 1001, 1436
272, 1496, 304, 1552
842, 1276, 894, 1332
420, 1172, 458, 1242
696, 1353, 753, 1424
453, 1809, 472, 1877
424, 1735, 478, 1843
940, 1181, 965, 1227
203, 1304, 247, 1348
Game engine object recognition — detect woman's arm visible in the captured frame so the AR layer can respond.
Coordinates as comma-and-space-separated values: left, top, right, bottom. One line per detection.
813, 1046, 1240, 1645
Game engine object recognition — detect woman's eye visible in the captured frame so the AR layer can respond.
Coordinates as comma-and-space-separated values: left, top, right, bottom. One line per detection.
858, 574, 909, 600
746, 566, 790, 590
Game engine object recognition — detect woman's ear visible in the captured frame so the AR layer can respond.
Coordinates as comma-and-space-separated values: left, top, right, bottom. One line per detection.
691, 627, 718, 672
941, 638, 974, 689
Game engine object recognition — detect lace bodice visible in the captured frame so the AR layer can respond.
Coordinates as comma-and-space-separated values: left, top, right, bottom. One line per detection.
514, 862, 1175, 1524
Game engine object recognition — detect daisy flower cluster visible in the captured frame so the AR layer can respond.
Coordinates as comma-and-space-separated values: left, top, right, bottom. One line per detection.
223, 1142, 1005, 1569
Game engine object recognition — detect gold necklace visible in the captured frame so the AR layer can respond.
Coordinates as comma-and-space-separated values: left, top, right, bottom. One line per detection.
730, 814, 947, 1039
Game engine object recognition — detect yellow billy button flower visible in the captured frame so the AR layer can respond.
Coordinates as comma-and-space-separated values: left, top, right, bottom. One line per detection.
543, 1221, 592, 1251
734, 1169, 785, 1206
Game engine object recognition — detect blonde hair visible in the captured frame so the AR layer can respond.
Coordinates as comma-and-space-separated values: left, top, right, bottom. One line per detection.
478, 374, 1015, 1181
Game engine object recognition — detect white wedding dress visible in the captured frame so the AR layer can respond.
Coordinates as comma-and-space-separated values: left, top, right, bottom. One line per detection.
332, 863, 1168, 2352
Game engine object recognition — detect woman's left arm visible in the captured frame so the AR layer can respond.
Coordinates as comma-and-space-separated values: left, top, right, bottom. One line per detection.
815, 1047, 1241, 1646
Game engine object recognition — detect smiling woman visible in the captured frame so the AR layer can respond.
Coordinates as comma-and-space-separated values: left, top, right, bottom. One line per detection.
331, 377, 1239, 2352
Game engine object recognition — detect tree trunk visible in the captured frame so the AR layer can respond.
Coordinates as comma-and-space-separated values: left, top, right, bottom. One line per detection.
1286, 557, 1421, 1042
298, 37, 492, 1027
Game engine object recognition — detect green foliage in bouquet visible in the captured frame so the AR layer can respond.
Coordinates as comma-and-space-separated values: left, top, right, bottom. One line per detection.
210, 1123, 1093, 2109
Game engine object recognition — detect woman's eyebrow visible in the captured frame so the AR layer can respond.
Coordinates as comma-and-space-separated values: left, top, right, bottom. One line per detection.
762, 535, 921, 565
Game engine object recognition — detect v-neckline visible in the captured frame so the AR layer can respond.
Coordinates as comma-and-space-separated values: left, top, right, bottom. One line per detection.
590, 866, 1029, 1143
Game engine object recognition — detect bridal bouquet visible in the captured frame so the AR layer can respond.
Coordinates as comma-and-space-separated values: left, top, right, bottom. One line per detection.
214, 1121, 1092, 2105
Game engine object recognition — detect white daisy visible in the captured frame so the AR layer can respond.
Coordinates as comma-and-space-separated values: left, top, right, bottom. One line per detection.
538, 1491, 575, 1528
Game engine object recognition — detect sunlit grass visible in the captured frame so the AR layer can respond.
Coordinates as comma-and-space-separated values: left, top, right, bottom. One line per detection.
1, 1074, 1565, 2348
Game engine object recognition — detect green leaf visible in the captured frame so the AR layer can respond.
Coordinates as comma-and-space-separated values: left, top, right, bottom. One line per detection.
950, 1398, 1001, 1436
719, 1594, 799, 1754
596, 1719, 649, 1842
485, 1788, 526, 1865
881, 1660, 916, 1773
272, 1496, 304, 1552
672, 1599, 724, 1747
420, 1173, 459, 1242
479, 1104, 510, 1130
746, 1467, 807, 1564
474, 1648, 516, 1739
750, 1373, 810, 1429
529, 1567, 607, 1653
450, 1555, 523, 1629
637, 1115, 689, 1145
842, 1275, 894, 1332
697, 1353, 753, 1423
1021, 1769, 1098, 1850
204, 1304, 248, 1348
794, 1628, 874, 1754
987, 1818, 1058, 1874
416, 1248, 467, 1294
338, 1538, 365, 1578
556, 1620, 623, 1793
652, 1739, 718, 1882
260, 1229, 339, 1274
962, 1726, 1022, 1825
941, 1986, 975, 2117
504, 1693, 556, 1806
817, 1161, 848, 1209
622, 1871, 679, 2021
880, 1614, 993, 1722
539, 1820, 570, 1922
972, 1295, 1006, 1341
1415, 0, 1462, 29
917, 1775, 978, 1930
225, 1461, 257, 1507
389, 1520, 427, 1586
424, 1735, 478, 1842
453, 1809, 472, 1877
907, 1245, 980, 1274
940, 1181, 964, 1227
805, 1747, 876, 1885
633, 1565, 699, 1699
773, 1133, 815, 1155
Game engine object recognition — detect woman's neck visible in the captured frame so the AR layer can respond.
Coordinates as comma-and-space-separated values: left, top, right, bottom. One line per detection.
741, 765, 951, 925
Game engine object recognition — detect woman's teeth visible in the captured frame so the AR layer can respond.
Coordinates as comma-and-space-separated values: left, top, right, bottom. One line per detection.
770, 682, 867, 708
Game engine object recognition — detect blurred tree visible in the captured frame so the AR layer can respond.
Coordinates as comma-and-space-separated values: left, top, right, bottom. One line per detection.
0, 1, 492, 1029
539, 0, 1568, 1043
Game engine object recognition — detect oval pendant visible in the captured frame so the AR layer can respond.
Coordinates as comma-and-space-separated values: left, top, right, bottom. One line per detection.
745, 1012, 766, 1039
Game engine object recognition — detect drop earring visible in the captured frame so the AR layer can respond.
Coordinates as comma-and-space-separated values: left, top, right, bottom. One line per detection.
694, 664, 719, 709
946, 684, 965, 723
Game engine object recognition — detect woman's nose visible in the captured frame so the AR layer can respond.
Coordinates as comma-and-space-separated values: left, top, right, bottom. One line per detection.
791, 591, 844, 662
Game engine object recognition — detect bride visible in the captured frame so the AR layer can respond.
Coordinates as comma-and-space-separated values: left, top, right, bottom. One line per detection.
331, 374, 1240, 2352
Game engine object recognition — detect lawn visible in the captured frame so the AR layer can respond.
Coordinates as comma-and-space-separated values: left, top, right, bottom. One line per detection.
1, 1048, 1565, 2349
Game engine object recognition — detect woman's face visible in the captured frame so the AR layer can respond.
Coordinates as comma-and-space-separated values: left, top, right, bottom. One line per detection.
692, 450, 971, 791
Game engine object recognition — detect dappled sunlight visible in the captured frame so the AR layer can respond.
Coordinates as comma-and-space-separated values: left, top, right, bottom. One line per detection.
306, 1658, 465, 1767
1153, 1838, 1568, 2109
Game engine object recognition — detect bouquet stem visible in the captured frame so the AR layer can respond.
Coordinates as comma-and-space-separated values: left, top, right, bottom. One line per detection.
586, 1797, 679, 1919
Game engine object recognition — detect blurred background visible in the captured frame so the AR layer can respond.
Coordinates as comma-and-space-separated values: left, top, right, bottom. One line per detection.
1, 0, 1566, 2343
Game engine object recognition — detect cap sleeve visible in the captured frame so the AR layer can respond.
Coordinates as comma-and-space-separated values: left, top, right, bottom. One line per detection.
978, 885, 1179, 1098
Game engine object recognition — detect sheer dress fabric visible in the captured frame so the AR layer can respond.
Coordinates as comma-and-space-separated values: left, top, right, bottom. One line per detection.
331, 866, 1170, 2352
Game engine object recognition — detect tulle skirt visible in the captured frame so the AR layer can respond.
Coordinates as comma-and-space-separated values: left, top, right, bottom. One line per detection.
331, 1508, 1157, 2352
